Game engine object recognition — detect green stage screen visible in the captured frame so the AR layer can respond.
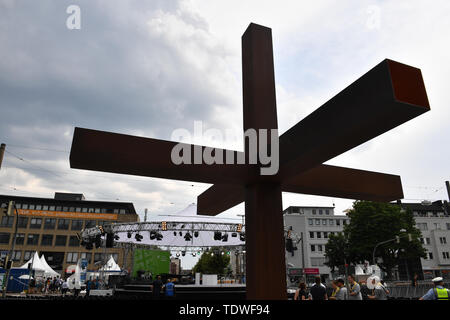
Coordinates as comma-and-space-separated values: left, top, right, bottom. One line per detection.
132, 249, 170, 277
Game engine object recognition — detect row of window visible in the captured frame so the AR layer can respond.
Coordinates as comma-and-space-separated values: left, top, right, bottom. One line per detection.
308, 218, 348, 226
413, 211, 449, 218
290, 208, 332, 215
0, 202, 127, 215
416, 222, 450, 231
1, 250, 118, 265
1, 216, 111, 230
423, 251, 450, 260
309, 231, 342, 239
310, 244, 324, 252
0, 232, 80, 247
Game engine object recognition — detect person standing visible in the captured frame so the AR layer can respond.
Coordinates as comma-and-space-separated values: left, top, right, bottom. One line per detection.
335, 279, 348, 300
309, 276, 328, 300
328, 280, 339, 300
419, 277, 450, 300
347, 275, 362, 300
151, 275, 163, 300
294, 282, 309, 301
164, 278, 176, 300
359, 280, 370, 300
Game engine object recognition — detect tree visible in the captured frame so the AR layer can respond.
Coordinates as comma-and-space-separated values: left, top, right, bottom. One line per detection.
192, 252, 231, 275
324, 232, 349, 272
343, 201, 426, 279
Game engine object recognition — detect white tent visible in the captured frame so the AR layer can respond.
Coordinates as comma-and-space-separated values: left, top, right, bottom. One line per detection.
99, 255, 121, 271
40, 255, 60, 278
20, 251, 45, 271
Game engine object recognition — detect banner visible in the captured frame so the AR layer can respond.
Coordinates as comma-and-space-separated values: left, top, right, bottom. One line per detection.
17, 209, 118, 220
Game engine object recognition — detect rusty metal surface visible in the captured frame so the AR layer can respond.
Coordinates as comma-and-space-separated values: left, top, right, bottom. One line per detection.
197, 164, 403, 215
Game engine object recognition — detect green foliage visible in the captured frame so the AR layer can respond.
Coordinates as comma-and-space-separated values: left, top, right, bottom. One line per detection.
325, 201, 426, 277
192, 252, 231, 275
324, 232, 348, 272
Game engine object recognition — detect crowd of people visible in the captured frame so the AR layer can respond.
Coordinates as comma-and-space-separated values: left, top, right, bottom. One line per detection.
28, 276, 68, 295
294, 275, 449, 300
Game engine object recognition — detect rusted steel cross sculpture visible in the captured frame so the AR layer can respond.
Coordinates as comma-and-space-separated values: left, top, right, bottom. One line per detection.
69, 23, 430, 299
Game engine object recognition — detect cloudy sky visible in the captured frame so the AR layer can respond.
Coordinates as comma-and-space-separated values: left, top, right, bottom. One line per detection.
1, 1, 449, 267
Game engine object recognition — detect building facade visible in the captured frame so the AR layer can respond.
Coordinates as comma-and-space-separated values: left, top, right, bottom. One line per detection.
283, 206, 349, 283
0, 192, 139, 276
398, 200, 450, 280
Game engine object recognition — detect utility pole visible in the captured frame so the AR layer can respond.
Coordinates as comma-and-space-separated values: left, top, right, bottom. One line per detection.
144, 208, 148, 222
0, 144, 5, 170
2, 201, 19, 298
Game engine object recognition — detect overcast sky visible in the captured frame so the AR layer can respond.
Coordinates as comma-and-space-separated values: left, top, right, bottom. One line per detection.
1, 1, 449, 268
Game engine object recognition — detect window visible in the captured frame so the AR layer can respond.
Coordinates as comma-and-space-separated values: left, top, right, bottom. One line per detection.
315, 219, 320, 225
324, 232, 328, 239
69, 207, 75, 212
319, 209, 323, 215
322, 219, 327, 225
417, 223, 428, 231
343, 220, 348, 225
101, 209, 107, 213
447, 223, 450, 231
329, 219, 334, 226
17, 217, 28, 228
309, 232, 314, 238
15, 233, 25, 245
11, 250, 22, 261
325, 209, 330, 215
318, 245, 323, 252
426, 238, 431, 245
420, 238, 424, 244
0, 233, 10, 244
22, 204, 28, 210
29, 204, 35, 210
29, 218, 42, 229
69, 236, 80, 247
317, 232, 321, 239
71, 220, 83, 231
311, 257, 326, 266
36, 205, 42, 210
1, 216, 14, 228
66, 252, 78, 263
434, 223, 441, 230
42, 205, 48, 211
58, 219, 70, 230
440, 237, 447, 245
56, 206, 62, 211
55, 235, 67, 247
41, 235, 53, 246
49, 206, 55, 211
63, 207, 68, 212
308, 219, 313, 226
113, 209, 119, 214
27, 234, 39, 245
310, 245, 315, 252
429, 252, 433, 260
80, 252, 92, 263
82, 208, 88, 213
44, 218, 56, 230
94, 253, 106, 263
24, 251, 33, 261
336, 220, 341, 226
76, 207, 81, 213
95, 208, 100, 213
89, 208, 95, 213
443, 252, 450, 259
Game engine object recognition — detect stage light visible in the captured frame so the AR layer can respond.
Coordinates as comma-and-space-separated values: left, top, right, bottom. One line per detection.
176, 253, 180, 257
174, 231, 177, 236
127, 232, 132, 239
179, 232, 182, 236
221, 251, 225, 255
222, 233, 228, 242
162, 221, 167, 231
184, 232, 192, 241
231, 233, 237, 237
237, 224, 242, 233
150, 231, 156, 240
194, 231, 199, 238
192, 253, 196, 257
182, 251, 186, 257
214, 231, 222, 241
239, 233, 245, 241
114, 235, 120, 241
135, 234, 143, 242
156, 232, 163, 241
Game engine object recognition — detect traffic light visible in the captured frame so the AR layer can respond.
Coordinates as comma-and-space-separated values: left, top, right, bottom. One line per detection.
106, 233, 114, 248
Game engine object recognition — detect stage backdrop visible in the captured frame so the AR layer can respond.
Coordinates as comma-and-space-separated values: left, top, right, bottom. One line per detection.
132, 249, 170, 278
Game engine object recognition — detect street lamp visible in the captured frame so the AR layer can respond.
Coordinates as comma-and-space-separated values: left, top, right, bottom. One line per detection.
372, 229, 409, 273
